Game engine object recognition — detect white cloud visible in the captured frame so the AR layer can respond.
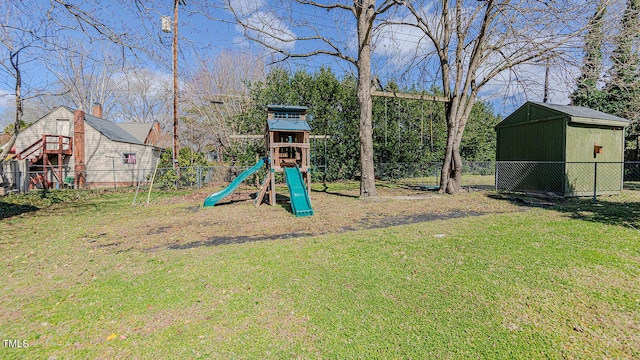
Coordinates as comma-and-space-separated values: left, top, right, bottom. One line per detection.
0, 89, 15, 130
229, 0, 296, 53
476, 61, 581, 116
373, 22, 435, 73
0, 88, 14, 104
236, 11, 296, 51
0, 89, 15, 132
227, 0, 267, 18
372, 4, 440, 75
472, 27, 582, 111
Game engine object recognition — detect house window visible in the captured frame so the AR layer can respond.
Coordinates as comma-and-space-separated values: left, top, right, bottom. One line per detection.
123, 153, 137, 164
56, 119, 70, 135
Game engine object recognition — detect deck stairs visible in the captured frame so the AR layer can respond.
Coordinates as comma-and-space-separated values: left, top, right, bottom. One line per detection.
16, 135, 73, 188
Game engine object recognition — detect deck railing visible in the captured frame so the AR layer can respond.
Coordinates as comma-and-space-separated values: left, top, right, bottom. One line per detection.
16, 135, 72, 161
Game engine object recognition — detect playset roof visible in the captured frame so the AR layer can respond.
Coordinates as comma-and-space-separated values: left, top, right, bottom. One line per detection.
267, 105, 307, 112
267, 119, 311, 132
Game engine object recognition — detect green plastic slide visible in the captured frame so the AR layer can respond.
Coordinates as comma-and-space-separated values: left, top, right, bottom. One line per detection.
284, 166, 314, 217
203, 158, 265, 207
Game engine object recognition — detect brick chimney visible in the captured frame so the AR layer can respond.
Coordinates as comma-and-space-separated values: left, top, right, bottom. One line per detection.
92, 103, 103, 118
73, 110, 86, 189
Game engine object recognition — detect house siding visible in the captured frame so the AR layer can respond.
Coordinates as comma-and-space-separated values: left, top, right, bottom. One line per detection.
14, 107, 73, 150
83, 125, 158, 187
6, 106, 161, 190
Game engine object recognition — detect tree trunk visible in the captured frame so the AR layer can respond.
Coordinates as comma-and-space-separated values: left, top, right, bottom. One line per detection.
0, 53, 23, 165
356, 0, 377, 198
440, 127, 463, 194
439, 97, 468, 194
357, 58, 376, 198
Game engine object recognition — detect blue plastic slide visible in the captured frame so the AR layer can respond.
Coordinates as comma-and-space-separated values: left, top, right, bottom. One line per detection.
203, 158, 265, 207
284, 166, 314, 217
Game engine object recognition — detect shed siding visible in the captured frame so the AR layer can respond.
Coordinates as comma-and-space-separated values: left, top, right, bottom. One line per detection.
564, 124, 624, 196
565, 124, 624, 162
528, 103, 560, 122
496, 102, 560, 128
496, 117, 565, 161
495, 102, 628, 197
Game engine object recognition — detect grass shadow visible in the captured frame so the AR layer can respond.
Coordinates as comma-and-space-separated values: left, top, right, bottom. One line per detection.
0, 202, 40, 220
211, 189, 261, 206
488, 192, 640, 229
311, 188, 360, 199
214, 197, 254, 206
310, 183, 360, 199
464, 184, 494, 191
167, 231, 309, 249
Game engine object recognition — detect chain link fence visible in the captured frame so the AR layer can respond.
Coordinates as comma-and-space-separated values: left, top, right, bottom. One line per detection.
0, 163, 254, 194
496, 161, 640, 201
375, 161, 495, 189
3, 160, 639, 203
372, 161, 639, 201
375, 162, 442, 187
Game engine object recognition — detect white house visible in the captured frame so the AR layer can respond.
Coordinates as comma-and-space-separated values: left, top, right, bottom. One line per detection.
2, 105, 164, 191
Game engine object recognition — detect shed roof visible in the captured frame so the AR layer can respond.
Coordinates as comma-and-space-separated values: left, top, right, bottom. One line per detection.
496, 102, 629, 129
532, 102, 629, 125
267, 119, 311, 131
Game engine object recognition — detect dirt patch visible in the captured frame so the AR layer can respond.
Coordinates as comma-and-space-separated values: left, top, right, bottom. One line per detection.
91, 184, 527, 252
168, 232, 310, 249
161, 188, 258, 205
61, 183, 535, 253
168, 209, 494, 250
375, 195, 440, 200
354, 210, 487, 229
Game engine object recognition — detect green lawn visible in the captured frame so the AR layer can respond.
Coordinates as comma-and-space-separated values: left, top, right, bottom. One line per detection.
1, 187, 639, 359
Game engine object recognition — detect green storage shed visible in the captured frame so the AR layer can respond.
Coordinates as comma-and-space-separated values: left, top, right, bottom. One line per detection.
495, 102, 629, 196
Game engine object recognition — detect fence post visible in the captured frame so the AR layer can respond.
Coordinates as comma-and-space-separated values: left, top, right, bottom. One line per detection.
495, 161, 499, 191
113, 158, 117, 190
592, 162, 598, 203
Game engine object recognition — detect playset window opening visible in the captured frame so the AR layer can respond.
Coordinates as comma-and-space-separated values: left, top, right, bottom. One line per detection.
273, 112, 301, 119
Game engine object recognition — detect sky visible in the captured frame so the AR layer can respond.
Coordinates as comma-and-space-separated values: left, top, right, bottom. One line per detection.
0, 0, 595, 129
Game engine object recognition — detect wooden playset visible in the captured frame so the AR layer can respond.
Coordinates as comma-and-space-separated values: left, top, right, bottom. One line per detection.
204, 104, 314, 216
255, 105, 312, 207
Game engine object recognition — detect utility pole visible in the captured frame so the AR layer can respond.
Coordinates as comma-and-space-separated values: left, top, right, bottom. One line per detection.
543, 58, 550, 103
172, 0, 181, 183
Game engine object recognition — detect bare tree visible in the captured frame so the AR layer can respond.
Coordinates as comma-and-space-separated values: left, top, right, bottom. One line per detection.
0, 46, 26, 161
392, 0, 586, 194
0, 0, 165, 146
45, 41, 128, 117
182, 51, 265, 158
227, 0, 400, 198
115, 68, 173, 126
47, 0, 169, 62
0, 5, 54, 163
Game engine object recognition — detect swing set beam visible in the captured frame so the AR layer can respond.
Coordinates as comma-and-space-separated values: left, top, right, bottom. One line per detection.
372, 90, 449, 103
